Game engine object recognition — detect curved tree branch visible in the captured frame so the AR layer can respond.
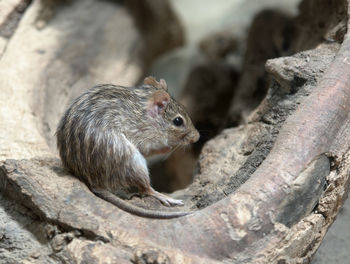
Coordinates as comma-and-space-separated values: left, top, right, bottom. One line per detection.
1, 0, 350, 263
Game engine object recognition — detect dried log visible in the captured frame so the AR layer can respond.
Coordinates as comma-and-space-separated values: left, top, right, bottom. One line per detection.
1, 0, 350, 263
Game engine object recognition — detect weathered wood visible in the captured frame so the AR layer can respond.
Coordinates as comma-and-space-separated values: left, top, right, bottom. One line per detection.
0, 0, 30, 54
1, 0, 350, 263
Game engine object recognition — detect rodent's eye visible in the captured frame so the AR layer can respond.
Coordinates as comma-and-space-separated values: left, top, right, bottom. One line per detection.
173, 116, 184, 126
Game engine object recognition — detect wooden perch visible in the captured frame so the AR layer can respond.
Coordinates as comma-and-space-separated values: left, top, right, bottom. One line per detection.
1, 0, 350, 263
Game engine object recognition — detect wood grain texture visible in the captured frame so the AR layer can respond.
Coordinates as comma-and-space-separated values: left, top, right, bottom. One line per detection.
1, 0, 350, 263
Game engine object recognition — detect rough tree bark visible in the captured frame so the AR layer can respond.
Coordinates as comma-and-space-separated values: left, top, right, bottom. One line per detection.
1, 0, 350, 263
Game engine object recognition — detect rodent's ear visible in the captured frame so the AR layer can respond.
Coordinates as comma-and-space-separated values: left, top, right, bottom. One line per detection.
143, 76, 158, 86
143, 76, 168, 91
159, 79, 168, 91
147, 90, 170, 117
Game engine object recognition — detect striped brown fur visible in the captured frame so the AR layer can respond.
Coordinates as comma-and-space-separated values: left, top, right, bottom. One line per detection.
56, 77, 199, 218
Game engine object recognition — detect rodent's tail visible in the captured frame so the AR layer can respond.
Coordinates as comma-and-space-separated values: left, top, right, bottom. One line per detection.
92, 189, 190, 219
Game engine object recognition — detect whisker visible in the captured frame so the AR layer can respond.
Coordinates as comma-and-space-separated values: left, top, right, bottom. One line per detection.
161, 143, 182, 161
181, 144, 190, 152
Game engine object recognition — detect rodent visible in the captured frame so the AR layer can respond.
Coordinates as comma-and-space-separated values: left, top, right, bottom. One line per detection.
56, 77, 200, 218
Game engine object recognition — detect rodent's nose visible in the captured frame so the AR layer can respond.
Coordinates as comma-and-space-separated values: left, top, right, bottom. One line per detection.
190, 130, 200, 143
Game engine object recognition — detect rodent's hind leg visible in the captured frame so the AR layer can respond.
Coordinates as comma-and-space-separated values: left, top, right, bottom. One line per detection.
144, 187, 184, 207
119, 133, 184, 207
